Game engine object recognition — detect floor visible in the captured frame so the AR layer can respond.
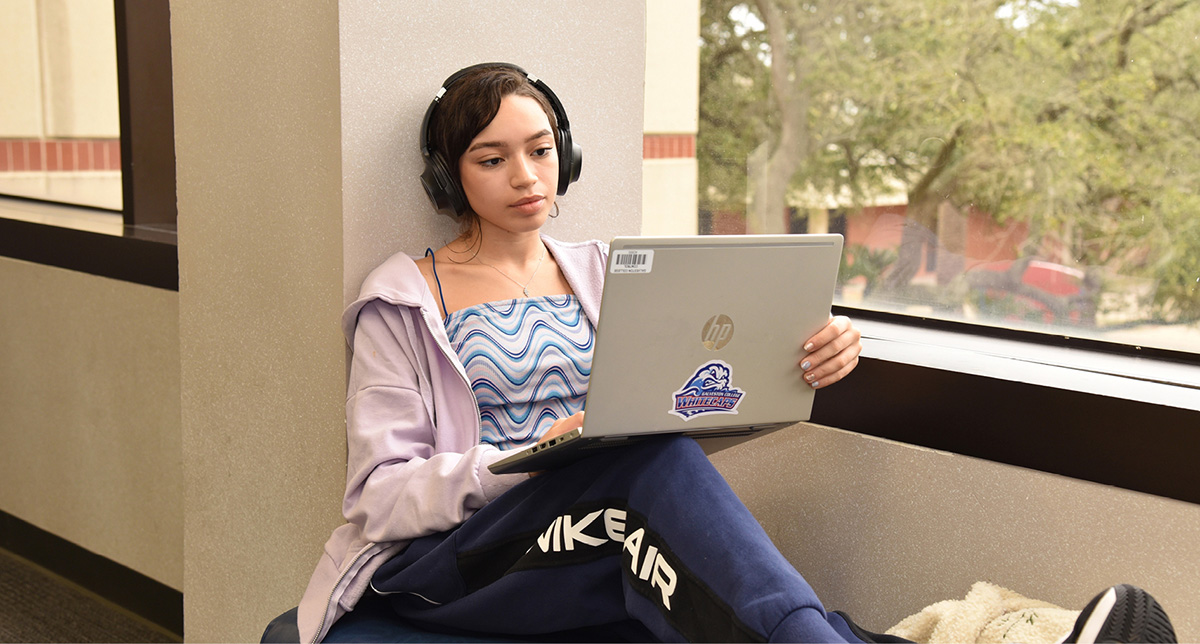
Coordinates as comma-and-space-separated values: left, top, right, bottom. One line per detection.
0, 548, 179, 643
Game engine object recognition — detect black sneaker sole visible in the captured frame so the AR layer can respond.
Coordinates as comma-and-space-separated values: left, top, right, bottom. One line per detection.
1063, 584, 1176, 643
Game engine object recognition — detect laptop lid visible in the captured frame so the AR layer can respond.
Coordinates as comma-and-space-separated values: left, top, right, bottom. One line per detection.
580, 233, 844, 439
487, 233, 844, 474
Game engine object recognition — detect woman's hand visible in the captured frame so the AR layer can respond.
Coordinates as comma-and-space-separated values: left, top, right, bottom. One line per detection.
799, 315, 862, 390
527, 412, 585, 477
538, 411, 585, 445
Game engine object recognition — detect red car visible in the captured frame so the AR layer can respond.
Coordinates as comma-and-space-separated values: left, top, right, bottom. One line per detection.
964, 258, 1099, 326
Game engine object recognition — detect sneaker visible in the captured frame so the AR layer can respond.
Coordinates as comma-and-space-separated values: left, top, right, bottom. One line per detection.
1061, 584, 1176, 643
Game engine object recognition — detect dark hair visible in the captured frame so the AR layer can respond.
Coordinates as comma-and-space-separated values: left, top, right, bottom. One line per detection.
426, 64, 560, 224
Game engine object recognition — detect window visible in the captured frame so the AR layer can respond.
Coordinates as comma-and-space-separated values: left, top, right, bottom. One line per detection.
646, 0, 1200, 504
694, 0, 1199, 358
0, 0, 177, 291
0, 1, 122, 212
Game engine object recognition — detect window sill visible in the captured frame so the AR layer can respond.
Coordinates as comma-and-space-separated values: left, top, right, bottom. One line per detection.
0, 196, 177, 291
856, 318, 1200, 412
812, 309, 1200, 505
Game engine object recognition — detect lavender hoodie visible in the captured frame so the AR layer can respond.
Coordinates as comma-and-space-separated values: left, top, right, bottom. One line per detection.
296, 236, 608, 643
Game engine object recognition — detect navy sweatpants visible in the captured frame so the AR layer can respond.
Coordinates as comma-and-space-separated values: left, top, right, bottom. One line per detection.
370, 437, 867, 643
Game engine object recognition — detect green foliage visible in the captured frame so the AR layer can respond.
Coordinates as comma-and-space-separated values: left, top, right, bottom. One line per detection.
698, 0, 771, 212
699, 0, 1200, 322
840, 244, 899, 296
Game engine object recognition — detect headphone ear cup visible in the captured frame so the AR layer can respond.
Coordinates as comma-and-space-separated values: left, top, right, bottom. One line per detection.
556, 127, 582, 196
421, 151, 467, 217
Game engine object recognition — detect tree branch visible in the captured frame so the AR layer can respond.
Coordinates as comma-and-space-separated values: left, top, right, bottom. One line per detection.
1085, 0, 1192, 68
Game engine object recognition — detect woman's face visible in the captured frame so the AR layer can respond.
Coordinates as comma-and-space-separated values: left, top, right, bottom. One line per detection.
458, 94, 559, 237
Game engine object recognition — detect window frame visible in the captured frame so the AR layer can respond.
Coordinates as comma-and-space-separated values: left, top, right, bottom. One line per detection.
687, 1, 1200, 505
812, 305, 1200, 505
0, 0, 177, 291
4, 1, 1197, 506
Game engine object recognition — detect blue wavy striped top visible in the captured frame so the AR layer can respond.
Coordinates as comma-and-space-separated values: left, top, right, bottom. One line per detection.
444, 295, 593, 450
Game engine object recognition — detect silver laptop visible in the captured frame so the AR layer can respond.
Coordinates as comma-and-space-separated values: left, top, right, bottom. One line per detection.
488, 234, 844, 474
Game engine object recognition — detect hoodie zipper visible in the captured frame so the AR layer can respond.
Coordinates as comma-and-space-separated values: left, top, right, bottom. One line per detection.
312, 262, 501, 642
311, 545, 371, 644
310, 328, 471, 644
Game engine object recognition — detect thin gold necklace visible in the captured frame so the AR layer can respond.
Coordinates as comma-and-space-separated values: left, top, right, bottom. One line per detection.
476, 245, 547, 297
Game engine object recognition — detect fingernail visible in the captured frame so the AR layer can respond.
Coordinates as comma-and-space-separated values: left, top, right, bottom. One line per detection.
810, 381, 820, 388
804, 342, 814, 352
805, 372, 815, 382
801, 361, 811, 370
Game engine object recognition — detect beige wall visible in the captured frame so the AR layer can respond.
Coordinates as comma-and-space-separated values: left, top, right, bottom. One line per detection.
339, 2, 646, 303
0, 257, 182, 589
712, 425, 1200, 639
644, 0, 698, 134
173, 2, 346, 642
0, 0, 120, 138
38, 0, 120, 137
642, 158, 699, 235
0, 0, 42, 137
642, 0, 699, 235
174, 1, 646, 641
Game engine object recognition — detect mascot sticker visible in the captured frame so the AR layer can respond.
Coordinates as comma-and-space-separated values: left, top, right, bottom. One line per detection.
670, 360, 745, 420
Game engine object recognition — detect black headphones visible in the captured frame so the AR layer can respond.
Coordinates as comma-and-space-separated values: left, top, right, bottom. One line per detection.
419, 62, 583, 217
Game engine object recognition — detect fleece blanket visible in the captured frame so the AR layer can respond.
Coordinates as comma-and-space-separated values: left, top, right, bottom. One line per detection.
887, 582, 1081, 644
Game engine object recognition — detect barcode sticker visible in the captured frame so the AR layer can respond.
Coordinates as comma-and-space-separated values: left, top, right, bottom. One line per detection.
610, 249, 654, 274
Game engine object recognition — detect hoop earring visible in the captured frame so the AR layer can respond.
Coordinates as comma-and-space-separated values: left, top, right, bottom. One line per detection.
549, 202, 560, 219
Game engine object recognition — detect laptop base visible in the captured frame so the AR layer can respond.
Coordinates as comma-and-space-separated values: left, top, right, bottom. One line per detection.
487, 423, 792, 475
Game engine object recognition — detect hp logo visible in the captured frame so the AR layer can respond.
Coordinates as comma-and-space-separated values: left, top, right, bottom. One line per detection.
701, 314, 735, 351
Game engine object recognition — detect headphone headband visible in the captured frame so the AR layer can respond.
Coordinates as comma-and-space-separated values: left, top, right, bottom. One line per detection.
419, 62, 583, 217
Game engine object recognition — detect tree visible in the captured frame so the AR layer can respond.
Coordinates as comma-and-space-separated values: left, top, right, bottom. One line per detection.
698, 0, 1200, 322
698, 0, 771, 219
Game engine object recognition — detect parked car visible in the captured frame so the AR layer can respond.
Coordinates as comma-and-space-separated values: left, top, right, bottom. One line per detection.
963, 257, 1099, 326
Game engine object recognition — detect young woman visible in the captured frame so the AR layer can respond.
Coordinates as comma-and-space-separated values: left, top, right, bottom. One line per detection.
291, 63, 1175, 644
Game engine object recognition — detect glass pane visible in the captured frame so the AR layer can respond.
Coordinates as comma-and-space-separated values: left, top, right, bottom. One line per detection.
0, 1, 123, 211
694, 0, 1200, 355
